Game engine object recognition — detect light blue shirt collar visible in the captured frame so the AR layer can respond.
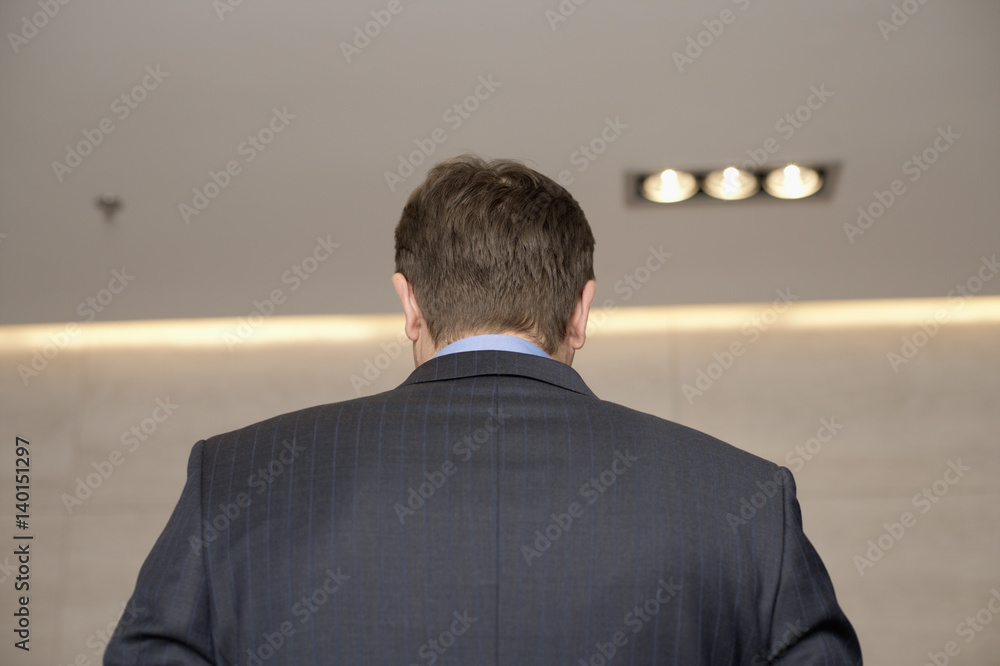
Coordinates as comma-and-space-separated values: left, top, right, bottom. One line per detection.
434, 334, 550, 359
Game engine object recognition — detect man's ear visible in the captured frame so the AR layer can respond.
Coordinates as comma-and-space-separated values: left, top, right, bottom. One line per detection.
564, 279, 597, 350
392, 273, 424, 343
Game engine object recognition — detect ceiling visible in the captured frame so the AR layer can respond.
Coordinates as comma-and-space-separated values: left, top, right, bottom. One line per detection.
1, 0, 998, 326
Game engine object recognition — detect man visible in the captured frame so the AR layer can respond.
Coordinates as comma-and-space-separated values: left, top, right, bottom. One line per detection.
106, 155, 862, 664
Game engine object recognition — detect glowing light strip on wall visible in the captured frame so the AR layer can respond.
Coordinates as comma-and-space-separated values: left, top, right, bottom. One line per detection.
591, 296, 1000, 335
1, 297, 999, 351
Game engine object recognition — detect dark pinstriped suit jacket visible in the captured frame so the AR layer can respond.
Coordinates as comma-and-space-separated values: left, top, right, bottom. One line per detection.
105, 350, 861, 665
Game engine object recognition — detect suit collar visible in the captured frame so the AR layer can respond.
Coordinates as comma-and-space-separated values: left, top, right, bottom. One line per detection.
399, 350, 597, 398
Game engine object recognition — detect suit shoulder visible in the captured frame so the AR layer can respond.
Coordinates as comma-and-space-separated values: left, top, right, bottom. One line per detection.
199, 392, 383, 452
594, 398, 780, 476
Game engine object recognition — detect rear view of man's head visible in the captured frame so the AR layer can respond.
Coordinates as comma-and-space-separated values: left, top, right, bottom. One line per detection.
393, 155, 596, 365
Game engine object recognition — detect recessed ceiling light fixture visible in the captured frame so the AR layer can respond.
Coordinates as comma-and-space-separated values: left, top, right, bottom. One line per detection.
763, 164, 823, 199
632, 164, 833, 204
640, 169, 699, 203
702, 166, 759, 200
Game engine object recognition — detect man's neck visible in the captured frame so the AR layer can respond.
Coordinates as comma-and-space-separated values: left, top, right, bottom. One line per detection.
423, 332, 575, 367
433, 333, 549, 359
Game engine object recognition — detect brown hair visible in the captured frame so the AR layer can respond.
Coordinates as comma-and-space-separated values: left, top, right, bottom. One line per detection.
394, 155, 595, 354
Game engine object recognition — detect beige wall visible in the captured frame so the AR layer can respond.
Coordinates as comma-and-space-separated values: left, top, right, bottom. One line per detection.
1, 297, 998, 664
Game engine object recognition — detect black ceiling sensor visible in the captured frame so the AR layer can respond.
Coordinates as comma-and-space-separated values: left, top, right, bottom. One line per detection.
96, 193, 123, 222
